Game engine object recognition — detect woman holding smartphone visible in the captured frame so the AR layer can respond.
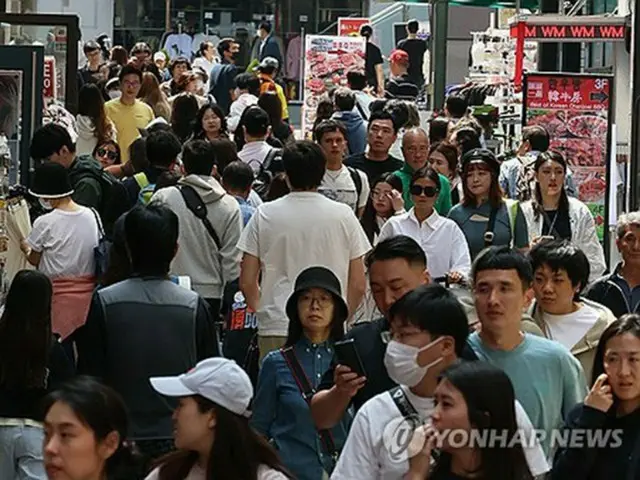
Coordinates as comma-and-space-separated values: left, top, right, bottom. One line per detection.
520, 150, 606, 282
553, 314, 640, 480
251, 267, 351, 480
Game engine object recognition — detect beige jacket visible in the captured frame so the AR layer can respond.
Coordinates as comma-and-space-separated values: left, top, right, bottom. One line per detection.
523, 298, 616, 382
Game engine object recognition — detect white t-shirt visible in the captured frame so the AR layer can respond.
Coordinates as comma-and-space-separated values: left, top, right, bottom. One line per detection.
331, 386, 550, 480
26, 207, 99, 279
543, 304, 600, 350
237, 192, 371, 336
145, 463, 288, 480
319, 165, 370, 213
238, 141, 276, 174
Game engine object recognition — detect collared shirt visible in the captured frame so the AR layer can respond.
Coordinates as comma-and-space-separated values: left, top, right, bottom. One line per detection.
378, 209, 471, 279
612, 270, 640, 313
251, 337, 352, 480
238, 141, 276, 174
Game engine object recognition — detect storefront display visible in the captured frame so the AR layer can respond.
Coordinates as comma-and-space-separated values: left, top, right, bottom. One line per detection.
302, 34, 365, 139
523, 72, 613, 242
338, 18, 369, 37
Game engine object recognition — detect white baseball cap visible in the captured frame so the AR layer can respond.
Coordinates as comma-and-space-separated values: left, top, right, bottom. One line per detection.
150, 358, 253, 418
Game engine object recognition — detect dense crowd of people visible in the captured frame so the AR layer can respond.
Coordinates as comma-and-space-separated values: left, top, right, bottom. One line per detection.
1, 22, 639, 480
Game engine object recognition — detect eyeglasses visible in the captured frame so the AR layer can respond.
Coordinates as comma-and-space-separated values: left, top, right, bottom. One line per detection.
97, 148, 118, 161
410, 185, 439, 197
123, 81, 140, 88
299, 294, 333, 308
370, 190, 390, 200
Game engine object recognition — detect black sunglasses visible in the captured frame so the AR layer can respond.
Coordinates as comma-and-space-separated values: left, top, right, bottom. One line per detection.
410, 185, 439, 198
97, 148, 118, 161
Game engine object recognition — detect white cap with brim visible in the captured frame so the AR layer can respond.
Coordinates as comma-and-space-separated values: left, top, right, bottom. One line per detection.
150, 358, 253, 418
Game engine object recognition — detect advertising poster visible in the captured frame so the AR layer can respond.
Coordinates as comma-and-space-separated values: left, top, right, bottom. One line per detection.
43, 56, 57, 102
523, 73, 613, 242
302, 35, 366, 140
337, 18, 370, 37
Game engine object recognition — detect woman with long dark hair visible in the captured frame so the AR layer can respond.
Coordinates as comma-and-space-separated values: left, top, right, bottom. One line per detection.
0, 270, 74, 480
76, 83, 116, 156
553, 314, 640, 480
192, 103, 228, 142
139, 71, 171, 122
170, 94, 199, 143
251, 267, 352, 480
42, 376, 140, 480
259, 92, 293, 146
379, 166, 471, 282
407, 361, 533, 480
360, 172, 405, 244
449, 148, 529, 259
146, 358, 291, 480
521, 150, 606, 282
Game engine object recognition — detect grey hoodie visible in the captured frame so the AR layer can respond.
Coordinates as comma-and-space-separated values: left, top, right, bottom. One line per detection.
152, 175, 243, 299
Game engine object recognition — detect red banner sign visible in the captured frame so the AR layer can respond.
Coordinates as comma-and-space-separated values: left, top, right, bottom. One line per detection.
510, 23, 625, 41
523, 73, 613, 241
43, 56, 56, 100
338, 18, 370, 37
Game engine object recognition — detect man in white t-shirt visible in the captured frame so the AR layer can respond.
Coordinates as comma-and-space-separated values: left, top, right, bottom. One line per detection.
526, 239, 616, 381
238, 141, 371, 361
315, 119, 370, 218
237, 106, 278, 174
332, 284, 550, 479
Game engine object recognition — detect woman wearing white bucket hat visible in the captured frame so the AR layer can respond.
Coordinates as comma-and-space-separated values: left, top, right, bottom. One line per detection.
146, 357, 292, 480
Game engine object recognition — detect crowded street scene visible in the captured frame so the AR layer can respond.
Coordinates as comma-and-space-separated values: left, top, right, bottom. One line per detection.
0, 0, 640, 478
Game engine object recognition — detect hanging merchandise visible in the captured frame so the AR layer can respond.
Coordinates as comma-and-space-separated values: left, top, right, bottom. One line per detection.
469, 29, 537, 80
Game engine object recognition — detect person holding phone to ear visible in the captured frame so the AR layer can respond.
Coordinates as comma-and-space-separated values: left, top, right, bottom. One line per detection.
553, 314, 640, 480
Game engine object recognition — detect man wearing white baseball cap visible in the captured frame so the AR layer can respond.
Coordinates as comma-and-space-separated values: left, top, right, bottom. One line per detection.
146, 358, 292, 480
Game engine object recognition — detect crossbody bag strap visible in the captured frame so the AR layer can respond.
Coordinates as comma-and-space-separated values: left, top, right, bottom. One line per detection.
540, 208, 561, 239
280, 347, 338, 457
484, 207, 499, 248
89, 207, 105, 238
178, 185, 223, 250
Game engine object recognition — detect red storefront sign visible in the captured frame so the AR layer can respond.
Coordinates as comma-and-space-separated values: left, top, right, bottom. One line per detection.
338, 18, 370, 37
43, 56, 56, 100
509, 22, 625, 41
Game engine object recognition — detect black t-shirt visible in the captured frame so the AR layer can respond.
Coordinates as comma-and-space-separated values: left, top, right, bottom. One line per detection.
78, 64, 104, 86
542, 208, 572, 240
385, 74, 420, 101
397, 38, 427, 86
365, 42, 384, 89
345, 153, 404, 184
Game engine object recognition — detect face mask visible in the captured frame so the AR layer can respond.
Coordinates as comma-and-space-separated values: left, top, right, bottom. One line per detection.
108, 89, 121, 100
38, 198, 53, 210
231, 52, 240, 62
384, 337, 445, 387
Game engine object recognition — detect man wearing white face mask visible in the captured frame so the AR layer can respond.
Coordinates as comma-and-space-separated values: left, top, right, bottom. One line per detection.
331, 284, 550, 479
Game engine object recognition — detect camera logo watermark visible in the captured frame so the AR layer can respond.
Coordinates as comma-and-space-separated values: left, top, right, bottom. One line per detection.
383, 418, 623, 460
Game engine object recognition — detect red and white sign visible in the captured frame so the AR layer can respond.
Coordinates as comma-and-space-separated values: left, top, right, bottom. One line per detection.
338, 18, 370, 37
43, 56, 57, 100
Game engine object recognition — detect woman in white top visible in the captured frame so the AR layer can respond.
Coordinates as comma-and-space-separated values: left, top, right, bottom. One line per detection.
20, 163, 100, 341
359, 173, 405, 245
378, 166, 471, 282
75, 83, 116, 156
146, 357, 291, 480
521, 150, 606, 282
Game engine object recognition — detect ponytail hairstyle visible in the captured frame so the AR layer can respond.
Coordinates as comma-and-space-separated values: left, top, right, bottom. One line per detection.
42, 377, 141, 480
532, 150, 570, 222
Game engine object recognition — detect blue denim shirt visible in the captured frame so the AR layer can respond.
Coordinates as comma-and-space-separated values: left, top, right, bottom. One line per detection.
251, 337, 352, 480
234, 196, 256, 227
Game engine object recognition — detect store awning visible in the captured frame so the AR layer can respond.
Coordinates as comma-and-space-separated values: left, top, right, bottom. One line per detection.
402, 0, 540, 10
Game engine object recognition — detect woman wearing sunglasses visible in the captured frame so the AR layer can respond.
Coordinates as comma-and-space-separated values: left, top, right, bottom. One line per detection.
449, 149, 529, 259
378, 166, 471, 283
93, 140, 121, 169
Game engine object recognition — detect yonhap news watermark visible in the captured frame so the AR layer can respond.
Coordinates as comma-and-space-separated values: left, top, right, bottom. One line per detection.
382, 416, 623, 461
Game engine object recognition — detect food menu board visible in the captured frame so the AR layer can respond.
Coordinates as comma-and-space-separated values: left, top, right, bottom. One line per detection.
338, 18, 370, 37
523, 73, 613, 241
302, 35, 366, 140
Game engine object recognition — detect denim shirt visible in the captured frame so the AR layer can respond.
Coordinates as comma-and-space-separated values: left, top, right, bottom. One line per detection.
251, 336, 352, 480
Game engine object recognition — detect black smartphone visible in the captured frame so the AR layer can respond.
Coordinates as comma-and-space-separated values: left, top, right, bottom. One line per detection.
334, 338, 367, 378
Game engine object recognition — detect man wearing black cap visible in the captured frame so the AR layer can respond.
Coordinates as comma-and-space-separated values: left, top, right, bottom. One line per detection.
78, 40, 105, 87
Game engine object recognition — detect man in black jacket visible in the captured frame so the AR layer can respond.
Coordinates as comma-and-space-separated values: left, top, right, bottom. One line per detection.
29, 124, 114, 216
76, 203, 219, 464
586, 212, 640, 317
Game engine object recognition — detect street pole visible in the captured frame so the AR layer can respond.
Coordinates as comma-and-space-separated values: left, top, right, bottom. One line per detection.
432, 0, 448, 111
630, 0, 640, 208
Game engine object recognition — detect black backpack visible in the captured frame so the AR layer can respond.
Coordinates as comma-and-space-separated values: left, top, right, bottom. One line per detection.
70, 162, 117, 218
253, 148, 284, 200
